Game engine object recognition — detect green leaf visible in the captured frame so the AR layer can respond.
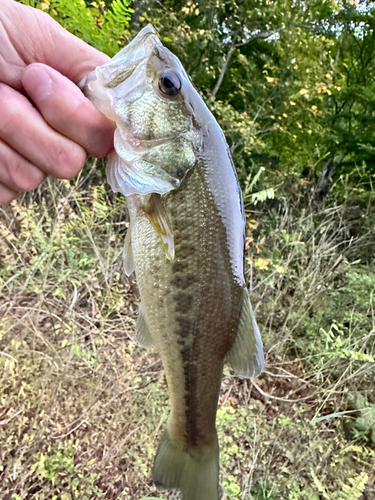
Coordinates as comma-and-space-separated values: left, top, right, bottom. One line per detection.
311, 410, 361, 425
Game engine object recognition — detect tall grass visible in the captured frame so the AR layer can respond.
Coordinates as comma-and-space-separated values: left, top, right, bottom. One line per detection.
0, 169, 374, 499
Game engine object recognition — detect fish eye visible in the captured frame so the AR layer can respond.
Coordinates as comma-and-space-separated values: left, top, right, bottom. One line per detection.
158, 71, 181, 97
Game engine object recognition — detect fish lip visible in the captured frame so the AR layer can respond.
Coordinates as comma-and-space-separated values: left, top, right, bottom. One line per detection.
133, 24, 158, 42
111, 25, 160, 61
102, 26, 160, 68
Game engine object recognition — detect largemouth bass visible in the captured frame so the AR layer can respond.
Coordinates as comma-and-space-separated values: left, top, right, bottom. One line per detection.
82, 26, 264, 500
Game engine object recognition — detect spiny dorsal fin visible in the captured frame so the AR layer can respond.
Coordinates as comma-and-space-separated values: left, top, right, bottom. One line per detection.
226, 287, 264, 378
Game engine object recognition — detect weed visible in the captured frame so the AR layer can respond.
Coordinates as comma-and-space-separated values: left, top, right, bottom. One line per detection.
1, 176, 375, 498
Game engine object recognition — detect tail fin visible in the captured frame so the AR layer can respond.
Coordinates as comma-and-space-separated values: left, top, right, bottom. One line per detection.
152, 430, 220, 500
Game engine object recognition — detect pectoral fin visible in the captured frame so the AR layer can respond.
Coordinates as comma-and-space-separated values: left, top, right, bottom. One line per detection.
123, 225, 135, 276
226, 288, 264, 378
135, 305, 153, 348
142, 194, 175, 261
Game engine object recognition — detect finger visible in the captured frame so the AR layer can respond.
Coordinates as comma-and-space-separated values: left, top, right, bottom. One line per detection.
0, 138, 45, 193
0, 183, 18, 205
22, 64, 115, 158
0, 83, 86, 179
4, 1, 109, 86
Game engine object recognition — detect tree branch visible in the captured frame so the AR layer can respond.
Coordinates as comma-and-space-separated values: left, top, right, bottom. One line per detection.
315, 151, 345, 198
212, 30, 279, 97
235, 29, 279, 48
212, 44, 236, 97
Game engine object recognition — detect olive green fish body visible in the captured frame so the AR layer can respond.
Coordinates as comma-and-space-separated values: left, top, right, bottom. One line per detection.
82, 25, 264, 500
128, 146, 243, 449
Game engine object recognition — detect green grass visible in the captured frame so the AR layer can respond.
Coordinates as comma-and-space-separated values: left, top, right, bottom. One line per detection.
0, 169, 374, 499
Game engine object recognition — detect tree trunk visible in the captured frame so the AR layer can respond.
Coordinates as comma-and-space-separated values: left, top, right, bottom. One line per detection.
315, 151, 345, 199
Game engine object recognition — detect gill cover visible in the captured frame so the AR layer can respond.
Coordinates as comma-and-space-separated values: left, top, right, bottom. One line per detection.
81, 26, 201, 197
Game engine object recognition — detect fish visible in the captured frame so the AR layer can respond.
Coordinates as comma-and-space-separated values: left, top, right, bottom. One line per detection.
81, 25, 264, 500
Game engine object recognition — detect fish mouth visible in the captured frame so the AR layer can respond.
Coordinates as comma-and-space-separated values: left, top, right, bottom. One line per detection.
79, 26, 162, 102
94, 26, 161, 89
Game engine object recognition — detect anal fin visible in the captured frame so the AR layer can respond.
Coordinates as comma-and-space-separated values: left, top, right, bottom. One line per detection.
135, 305, 153, 348
226, 288, 264, 378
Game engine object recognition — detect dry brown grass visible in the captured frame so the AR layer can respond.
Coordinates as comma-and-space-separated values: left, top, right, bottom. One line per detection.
0, 176, 374, 500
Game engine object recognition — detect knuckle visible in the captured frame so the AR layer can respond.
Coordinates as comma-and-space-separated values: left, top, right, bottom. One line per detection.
13, 173, 32, 192
0, 86, 33, 136
10, 160, 43, 193
54, 144, 86, 179
17, 171, 41, 192
0, 138, 43, 193
0, 86, 19, 125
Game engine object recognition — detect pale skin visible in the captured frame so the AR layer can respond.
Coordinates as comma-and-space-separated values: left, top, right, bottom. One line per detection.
0, 0, 115, 205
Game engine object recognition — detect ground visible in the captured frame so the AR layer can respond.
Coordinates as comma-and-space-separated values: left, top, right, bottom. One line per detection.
0, 172, 374, 500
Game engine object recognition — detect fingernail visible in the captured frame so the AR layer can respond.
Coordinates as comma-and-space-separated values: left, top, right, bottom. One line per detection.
24, 66, 53, 98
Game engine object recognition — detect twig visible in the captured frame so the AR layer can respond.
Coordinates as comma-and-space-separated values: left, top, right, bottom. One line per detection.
76, 158, 98, 189
251, 380, 313, 403
51, 419, 87, 439
265, 368, 312, 387
212, 30, 280, 96
212, 44, 236, 96
0, 351, 17, 363
242, 422, 259, 500
220, 383, 234, 407
0, 409, 24, 426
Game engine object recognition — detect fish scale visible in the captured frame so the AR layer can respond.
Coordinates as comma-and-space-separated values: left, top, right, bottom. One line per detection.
82, 24, 264, 500
128, 155, 243, 485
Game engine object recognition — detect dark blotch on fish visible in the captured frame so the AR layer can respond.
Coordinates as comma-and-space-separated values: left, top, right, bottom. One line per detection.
171, 273, 196, 290
176, 315, 193, 337
172, 260, 188, 273
174, 291, 193, 314
180, 345, 199, 446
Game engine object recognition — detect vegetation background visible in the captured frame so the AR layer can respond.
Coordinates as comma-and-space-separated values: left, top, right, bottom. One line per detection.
1, 0, 375, 499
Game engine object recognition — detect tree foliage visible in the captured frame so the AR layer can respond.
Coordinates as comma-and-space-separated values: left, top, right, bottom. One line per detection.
26, 0, 133, 56
138, 0, 375, 198
26, 0, 375, 199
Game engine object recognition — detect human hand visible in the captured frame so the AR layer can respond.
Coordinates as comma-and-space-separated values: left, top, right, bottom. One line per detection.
0, 0, 115, 204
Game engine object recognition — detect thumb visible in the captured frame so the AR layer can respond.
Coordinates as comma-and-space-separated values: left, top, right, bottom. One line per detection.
5, 0, 109, 85
22, 63, 115, 159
